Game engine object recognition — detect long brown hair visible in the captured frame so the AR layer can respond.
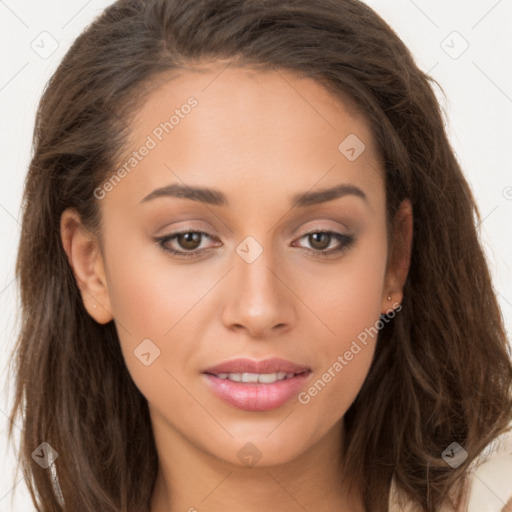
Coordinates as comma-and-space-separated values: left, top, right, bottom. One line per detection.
7, 0, 512, 510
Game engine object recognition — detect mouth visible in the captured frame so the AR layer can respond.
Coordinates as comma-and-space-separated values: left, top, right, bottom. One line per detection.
201, 358, 312, 411
203, 369, 310, 383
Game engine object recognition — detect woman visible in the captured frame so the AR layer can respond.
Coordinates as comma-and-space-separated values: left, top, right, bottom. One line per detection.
7, 0, 512, 510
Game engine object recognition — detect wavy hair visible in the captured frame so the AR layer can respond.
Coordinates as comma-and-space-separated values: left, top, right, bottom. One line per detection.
7, 0, 512, 510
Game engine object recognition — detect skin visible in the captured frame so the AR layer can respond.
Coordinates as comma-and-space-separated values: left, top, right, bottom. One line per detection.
61, 62, 413, 512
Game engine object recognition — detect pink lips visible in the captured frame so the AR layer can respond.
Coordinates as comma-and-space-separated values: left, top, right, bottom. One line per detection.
202, 358, 312, 412
203, 357, 311, 376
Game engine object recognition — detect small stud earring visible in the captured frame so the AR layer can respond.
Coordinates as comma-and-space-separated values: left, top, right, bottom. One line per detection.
387, 296, 391, 301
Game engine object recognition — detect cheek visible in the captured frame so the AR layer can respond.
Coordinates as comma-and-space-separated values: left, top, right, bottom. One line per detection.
297, 227, 388, 412
307, 222, 388, 340
104, 250, 199, 410
100, 223, 230, 401
102, 223, 202, 337
99, 227, 193, 378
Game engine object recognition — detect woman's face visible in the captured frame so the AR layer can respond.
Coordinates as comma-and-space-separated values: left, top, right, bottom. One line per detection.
65, 63, 409, 468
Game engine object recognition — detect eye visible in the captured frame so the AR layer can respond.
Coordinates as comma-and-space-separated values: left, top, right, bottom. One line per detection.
155, 230, 218, 259
155, 229, 355, 260
293, 230, 355, 258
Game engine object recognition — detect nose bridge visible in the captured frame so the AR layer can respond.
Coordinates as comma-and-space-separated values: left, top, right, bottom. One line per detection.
236, 236, 277, 294
222, 232, 294, 335
235, 233, 281, 303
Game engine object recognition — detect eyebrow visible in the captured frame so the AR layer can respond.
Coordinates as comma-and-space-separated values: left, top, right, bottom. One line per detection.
140, 182, 368, 208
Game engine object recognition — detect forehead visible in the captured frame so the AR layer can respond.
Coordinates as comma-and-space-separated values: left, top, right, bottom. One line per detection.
129, 62, 372, 146
107, 63, 384, 211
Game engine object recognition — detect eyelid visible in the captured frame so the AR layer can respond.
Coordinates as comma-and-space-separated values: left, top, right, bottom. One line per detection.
156, 220, 351, 243
294, 221, 351, 235
288, 215, 353, 236
153, 220, 214, 237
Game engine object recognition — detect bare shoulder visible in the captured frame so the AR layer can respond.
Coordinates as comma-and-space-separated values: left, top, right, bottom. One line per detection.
465, 428, 512, 511
388, 428, 512, 512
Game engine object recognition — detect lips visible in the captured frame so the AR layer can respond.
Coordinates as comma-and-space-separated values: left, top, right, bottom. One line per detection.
201, 357, 312, 411
202, 357, 311, 376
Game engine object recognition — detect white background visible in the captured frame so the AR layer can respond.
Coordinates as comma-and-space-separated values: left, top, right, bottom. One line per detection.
1, 1, 511, 510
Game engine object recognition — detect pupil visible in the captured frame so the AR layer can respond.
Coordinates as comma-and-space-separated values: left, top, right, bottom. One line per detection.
310, 233, 330, 250
179, 232, 201, 250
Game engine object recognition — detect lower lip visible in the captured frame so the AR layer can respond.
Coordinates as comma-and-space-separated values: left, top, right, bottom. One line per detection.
202, 372, 311, 411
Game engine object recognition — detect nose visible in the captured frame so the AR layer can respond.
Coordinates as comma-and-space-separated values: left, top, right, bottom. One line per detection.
221, 239, 296, 339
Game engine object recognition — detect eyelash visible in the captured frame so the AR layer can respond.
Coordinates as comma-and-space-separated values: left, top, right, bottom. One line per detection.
154, 229, 355, 260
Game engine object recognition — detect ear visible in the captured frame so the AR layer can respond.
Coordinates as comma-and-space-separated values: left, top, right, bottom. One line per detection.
381, 199, 413, 314
60, 208, 114, 324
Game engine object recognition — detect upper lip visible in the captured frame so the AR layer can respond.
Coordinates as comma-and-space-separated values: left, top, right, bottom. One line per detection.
202, 358, 311, 375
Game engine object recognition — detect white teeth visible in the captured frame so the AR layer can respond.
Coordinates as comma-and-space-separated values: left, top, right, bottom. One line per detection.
256, 373, 278, 384
215, 372, 297, 383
